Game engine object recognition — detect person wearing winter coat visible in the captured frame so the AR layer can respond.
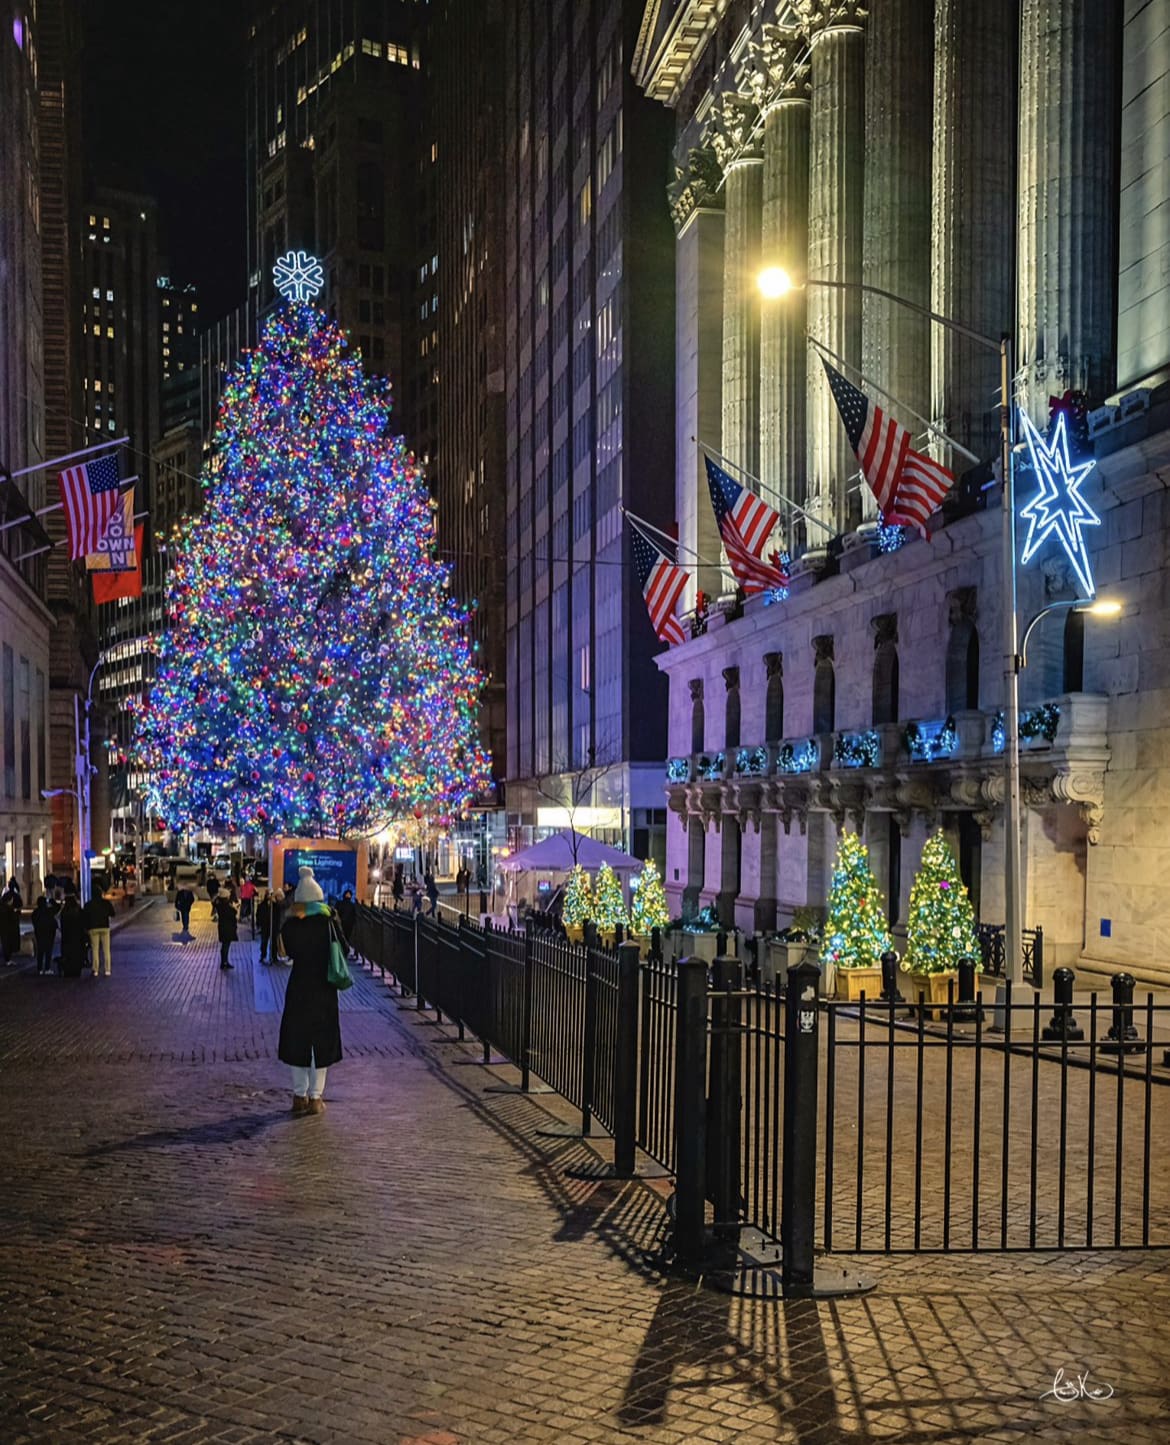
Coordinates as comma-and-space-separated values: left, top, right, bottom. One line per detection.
0, 892, 20, 964
31, 896, 58, 975
82, 891, 115, 977
269, 889, 287, 963
58, 896, 87, 977
214, 888, 238, 969
335, 888, 357, 958
256, 888, 273, 962
278, 867, 342, 1115
174, 886, 196, 934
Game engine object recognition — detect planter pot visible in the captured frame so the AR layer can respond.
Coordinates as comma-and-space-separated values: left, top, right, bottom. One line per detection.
599, 929, 618, 949
629, 932, 654, 960
835, 966, 884, 1002
903, 969, 957, 1016
565, 923, 585, 944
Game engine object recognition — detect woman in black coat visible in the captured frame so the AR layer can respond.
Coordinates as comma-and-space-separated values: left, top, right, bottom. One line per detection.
278, 867, 342, 1115
31, 896, 58, 976
214, 888, 238, 969
58, 897, 86, 977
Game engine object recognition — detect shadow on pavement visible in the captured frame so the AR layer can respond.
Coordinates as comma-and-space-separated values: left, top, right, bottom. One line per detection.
79, 1109, 291, 1156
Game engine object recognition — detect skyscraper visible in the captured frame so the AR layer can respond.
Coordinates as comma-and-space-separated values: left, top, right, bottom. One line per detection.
502, 0, 676, 863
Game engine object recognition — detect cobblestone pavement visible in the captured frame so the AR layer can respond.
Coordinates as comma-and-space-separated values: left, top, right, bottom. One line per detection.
2, 900, 1169, 1444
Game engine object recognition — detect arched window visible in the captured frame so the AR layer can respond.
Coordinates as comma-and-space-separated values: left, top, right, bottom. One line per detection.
723, 666, 740, 750
813, 656, 835, 734
1063, 609, 1084, 693
945, 619, 980, 712
872, 642, 900, 725
689, 681, 704, 752
764, 653, 784, 742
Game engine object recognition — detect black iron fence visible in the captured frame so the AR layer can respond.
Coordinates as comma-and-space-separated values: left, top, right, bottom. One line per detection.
977, 922, 1044, 986
350, 907, 1169, 1289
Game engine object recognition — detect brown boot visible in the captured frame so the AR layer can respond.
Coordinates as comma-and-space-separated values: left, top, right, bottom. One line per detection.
307, 1097, 326, 1115
292, 1095, 309, 1114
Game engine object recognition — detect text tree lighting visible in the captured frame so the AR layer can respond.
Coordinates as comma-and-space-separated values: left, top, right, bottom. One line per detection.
135, 292, 490, 838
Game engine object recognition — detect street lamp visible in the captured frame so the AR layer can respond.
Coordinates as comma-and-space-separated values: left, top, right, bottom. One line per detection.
1019, 597, 1121, 669
759, 266, 1023, 980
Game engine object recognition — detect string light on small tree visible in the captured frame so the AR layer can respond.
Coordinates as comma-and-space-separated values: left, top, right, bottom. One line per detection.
905, 830, 980, 974
562, 865, 594, 929
630, 859, 669, 935
592, 862, 628, 935
820, 832, 892, 971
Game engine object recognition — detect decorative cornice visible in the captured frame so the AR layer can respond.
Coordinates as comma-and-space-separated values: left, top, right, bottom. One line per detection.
667, 144, 725, 233
792, 0, 867, 37
633, 0, 732, 108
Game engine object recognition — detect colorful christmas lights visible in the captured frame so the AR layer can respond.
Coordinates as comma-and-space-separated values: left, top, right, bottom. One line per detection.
819, 832, 892, 971
134, 301, 490, 837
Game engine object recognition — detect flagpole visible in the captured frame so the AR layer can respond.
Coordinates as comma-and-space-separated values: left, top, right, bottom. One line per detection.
694, 437, 835, 539
12, 506, 149, 564
2, 472, 141, 534
623, 508, 727, 575
5, 437, 129, 482
806, 334, 983, 468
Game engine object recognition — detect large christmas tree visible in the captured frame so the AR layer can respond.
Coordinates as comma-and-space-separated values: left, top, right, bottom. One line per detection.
905, 830, 980, 974
820, 832, 892, 971
136, 295, 490, 837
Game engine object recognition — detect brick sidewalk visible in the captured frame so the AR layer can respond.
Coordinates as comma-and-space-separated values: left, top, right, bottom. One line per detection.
2, 903, 1169, 1443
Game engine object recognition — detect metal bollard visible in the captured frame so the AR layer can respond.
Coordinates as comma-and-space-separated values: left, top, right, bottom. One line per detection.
1041, 966, 1084, 1042
706, 956, 743, 1242
650, 925, 662, 961
879, 949, 903, 1003
716, 929, 728, 957
782, 960, 821, 1297
611, 942, 640, 1178
952, 955, 981, 1023
673, 957, 710, 1262
1104, 971, 1142, 1054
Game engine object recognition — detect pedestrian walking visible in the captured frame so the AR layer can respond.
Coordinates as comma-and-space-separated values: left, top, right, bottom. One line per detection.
207, 877, 219, 919
0, 891, 20, 964
256, 888, 274, 963
82, 890, 115, 977
335, 887, 357, 958
58, 896, 86, 977
174, 884, 195, 934
279, 867, 343, 1115
424, 870, 438, 917
214, 887, 238, 969
269, 888, 287, 963
392, 869, 404, 909
31, 896, 58, 976
239, 876, 256, 923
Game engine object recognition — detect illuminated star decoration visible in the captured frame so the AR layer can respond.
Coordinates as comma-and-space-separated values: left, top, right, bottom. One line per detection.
273, 249, 325, 304
1017, 409, 1101, 597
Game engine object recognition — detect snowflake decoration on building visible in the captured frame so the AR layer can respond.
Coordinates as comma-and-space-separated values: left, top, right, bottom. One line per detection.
273, 249, 325, 304
1017, 409, 1100, 597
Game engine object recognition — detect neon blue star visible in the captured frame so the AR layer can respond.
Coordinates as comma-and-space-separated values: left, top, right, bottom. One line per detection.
1018, 409, 1100, 597
273, 250, 325, 304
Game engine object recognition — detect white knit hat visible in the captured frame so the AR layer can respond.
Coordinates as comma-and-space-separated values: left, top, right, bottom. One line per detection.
294, 866, 324, 903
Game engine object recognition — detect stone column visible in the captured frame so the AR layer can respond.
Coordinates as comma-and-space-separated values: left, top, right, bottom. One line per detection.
715, 94, 764, 485
799, 0, 867, 536
756, 25, 811, 530
669, 145, 726, 605
931, 0, 1017, 468
862, 0, 933, 514
1017, 0, 1120, 419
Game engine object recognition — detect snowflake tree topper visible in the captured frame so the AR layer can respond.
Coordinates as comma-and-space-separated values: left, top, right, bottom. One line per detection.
273, 249, 325, 304
1017, 409, 1101, 597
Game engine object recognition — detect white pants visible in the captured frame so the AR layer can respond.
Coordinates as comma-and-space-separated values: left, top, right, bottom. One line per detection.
290, 1051, 327, 1100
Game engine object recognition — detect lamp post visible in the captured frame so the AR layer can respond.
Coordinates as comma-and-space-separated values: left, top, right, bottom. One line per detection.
759, 266, 1032, 984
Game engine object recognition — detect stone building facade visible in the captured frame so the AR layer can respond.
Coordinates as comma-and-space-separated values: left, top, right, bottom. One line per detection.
633, 0, 1170, 981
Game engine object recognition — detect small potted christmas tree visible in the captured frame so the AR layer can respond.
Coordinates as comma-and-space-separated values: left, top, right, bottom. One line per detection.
904, 830, 980, 1010
562, 864, 593, 943
593, 861, 628, 945
630, 859, 669, 956
820, 832, 892, 1000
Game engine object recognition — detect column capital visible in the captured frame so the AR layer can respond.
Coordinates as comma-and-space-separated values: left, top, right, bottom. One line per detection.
710, 92, 762, 170
793, 0, 867, 38
667, 144, 725, 233
748, 23, 811, 111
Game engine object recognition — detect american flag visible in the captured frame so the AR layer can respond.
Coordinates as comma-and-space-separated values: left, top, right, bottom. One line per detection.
704, 456, 789, 595
59, 454, 122, 560
822, 360, 953, 537
630, 524, 688, 646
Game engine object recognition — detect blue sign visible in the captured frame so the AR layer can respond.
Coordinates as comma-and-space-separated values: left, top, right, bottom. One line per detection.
283, 847, 357, 900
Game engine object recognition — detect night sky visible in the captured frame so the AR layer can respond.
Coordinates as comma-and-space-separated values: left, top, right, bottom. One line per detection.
82, 0, 247, 321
